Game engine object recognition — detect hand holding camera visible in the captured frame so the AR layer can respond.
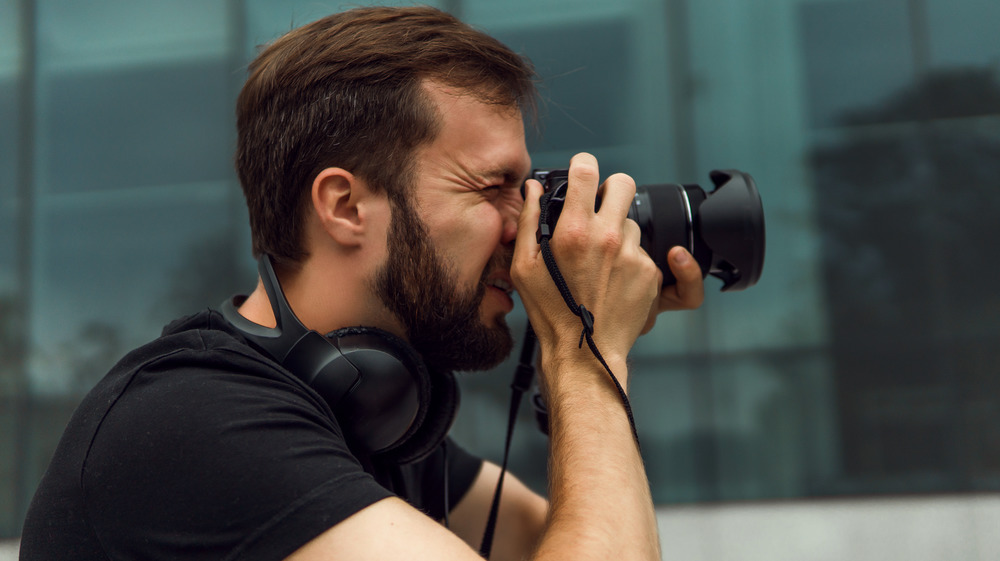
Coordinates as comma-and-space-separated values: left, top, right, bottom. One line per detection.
532, 156, 766, 334
514, 151, 766, 390
513, 153, 662, 385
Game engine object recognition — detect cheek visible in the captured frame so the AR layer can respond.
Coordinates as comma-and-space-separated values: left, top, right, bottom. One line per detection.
444, 205, 503, 243
444, 210, 504, 275
473, 208, 505, 248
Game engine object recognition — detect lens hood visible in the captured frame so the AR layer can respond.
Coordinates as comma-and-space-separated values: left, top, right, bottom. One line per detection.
698, 169, 765, 291
637, 169, 765, 291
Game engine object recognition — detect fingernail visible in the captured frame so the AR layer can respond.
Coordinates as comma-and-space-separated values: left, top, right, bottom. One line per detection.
672, 249, 690, 265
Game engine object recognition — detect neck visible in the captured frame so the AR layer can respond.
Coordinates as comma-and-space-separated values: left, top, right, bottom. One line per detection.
238, 252, 405, 339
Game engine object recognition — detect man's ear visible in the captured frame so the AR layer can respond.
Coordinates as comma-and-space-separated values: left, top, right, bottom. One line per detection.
311, 167, 375, 247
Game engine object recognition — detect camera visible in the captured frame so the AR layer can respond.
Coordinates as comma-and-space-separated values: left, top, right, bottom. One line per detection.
531, 168, 765, 291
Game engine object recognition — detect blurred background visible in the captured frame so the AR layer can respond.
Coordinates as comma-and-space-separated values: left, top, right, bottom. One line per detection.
1, 0, 999, 559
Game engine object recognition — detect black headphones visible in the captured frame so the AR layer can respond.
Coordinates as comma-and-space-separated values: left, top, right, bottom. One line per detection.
220, 254, 458, 464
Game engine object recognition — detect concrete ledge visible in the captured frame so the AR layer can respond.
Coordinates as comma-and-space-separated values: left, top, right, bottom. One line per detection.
657, 494, 1000, 561
0, 541, 18, 561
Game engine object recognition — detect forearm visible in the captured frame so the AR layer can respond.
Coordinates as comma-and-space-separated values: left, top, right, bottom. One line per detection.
512, 154, 664, 561
532, 355, 660, 561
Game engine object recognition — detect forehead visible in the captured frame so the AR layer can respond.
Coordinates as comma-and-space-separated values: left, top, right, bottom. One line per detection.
419, 80, 531, 183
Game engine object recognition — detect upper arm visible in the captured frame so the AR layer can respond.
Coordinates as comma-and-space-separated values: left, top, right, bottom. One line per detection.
285, 497, 482, 561
448, 461, 549, 561
284, 461, 547, 561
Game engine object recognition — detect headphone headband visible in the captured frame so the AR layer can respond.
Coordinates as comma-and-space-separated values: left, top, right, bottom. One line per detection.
220, 255, 310, 362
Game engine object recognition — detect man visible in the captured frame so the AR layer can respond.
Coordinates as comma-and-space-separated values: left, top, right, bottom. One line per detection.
20, 6, 704, 560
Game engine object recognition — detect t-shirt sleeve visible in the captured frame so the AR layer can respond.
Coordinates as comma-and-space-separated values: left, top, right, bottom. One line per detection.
82, 344, 393, 561
394, 437, 483, 521
445, 439, 484, 513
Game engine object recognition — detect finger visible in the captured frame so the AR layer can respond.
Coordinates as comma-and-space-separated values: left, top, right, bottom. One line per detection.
515, 179, 544, 258
623, 217, 642, 249
596, 172, 637, 221
641, 309, 657, 335
562, 152, 601, 218
666, 246, 705, 308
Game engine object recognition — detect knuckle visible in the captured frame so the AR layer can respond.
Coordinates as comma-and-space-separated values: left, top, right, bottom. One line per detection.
598, 229, 623, 253
642, 255, 659, 282
606, 173, 637, 195
572, 166, 599, 186
624, 218, 641, 238
553, 222, 589, 251
637, 252, 659, 279
570, 157, 599, 184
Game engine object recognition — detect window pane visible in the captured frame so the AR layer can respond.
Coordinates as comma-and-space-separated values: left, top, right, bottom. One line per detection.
0, 0, 23, 539
36, 59, 234, 194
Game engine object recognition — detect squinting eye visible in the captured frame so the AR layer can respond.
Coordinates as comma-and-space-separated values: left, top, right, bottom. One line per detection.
481, 185, 503, 198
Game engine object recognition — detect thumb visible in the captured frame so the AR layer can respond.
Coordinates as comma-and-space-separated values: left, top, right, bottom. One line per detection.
515, 179, 544, 259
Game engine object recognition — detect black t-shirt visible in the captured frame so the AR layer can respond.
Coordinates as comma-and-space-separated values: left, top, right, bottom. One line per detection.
19, 310, 482, 561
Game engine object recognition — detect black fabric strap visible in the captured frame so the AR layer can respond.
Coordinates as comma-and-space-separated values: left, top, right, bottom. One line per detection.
442, 440, 450, 529
479, 326, 537, 559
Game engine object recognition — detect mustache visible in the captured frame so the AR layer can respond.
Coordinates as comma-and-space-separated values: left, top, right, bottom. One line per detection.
480, 247, 514, 285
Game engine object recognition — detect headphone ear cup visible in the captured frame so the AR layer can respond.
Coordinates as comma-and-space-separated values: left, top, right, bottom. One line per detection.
327, 326, 458, 465
375, 368, 458, 465
326, 327, 432, 457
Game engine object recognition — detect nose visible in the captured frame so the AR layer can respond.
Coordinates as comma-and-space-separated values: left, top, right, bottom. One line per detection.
498, 188, 523, 246
500, 208, 518, 246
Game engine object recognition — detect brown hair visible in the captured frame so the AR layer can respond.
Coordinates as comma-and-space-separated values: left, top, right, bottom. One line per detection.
235, 6, 536, 265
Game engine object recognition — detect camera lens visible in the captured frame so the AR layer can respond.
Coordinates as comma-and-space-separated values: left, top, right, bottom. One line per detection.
533, 169, 766, 292
632, 170, 765, 291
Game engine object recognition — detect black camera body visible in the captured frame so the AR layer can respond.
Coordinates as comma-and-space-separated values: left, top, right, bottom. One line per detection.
532, 168, 765, 291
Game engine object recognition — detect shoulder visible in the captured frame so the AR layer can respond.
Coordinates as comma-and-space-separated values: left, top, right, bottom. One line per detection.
74, 310, 394, 559
105, 308, 326, 411
87, 310, 343, 465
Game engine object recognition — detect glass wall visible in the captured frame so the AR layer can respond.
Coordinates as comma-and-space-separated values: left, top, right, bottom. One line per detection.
1, 0, 24, 537
2, 0, 999, 538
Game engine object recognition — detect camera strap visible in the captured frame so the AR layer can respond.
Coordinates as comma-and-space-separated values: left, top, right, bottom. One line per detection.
479, 325, 537, 559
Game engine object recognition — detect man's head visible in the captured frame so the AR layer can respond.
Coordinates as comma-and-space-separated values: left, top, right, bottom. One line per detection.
235, 6, 536, 267
235, 7, 536, 371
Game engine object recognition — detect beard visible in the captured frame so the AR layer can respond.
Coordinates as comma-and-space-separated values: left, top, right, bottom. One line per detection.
372, 194, 514, 374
